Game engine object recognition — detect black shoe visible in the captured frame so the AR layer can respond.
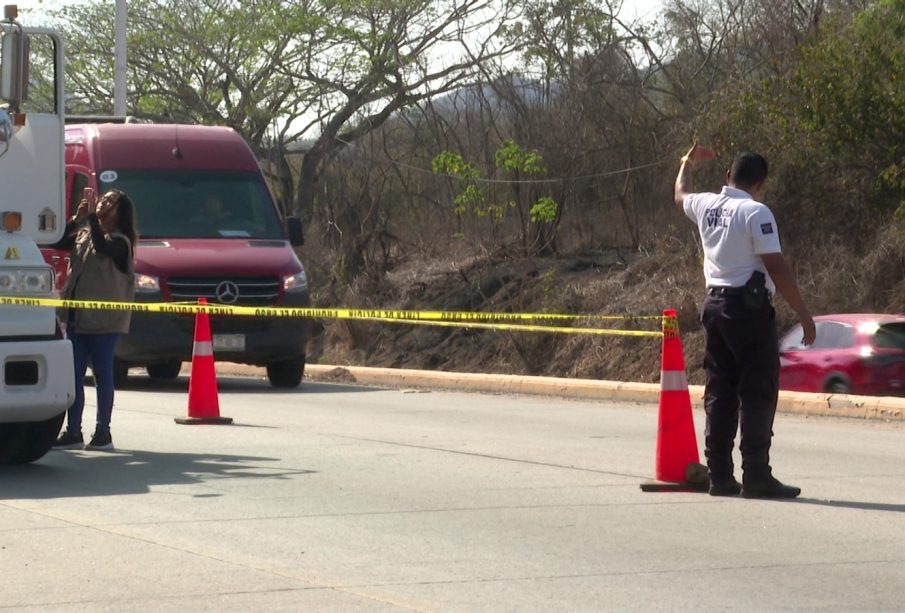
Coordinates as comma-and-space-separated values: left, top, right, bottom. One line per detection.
86, 430, 114, 451
53, 431, 84, 450
709, 478, 742, 497
742, 475, 801, 499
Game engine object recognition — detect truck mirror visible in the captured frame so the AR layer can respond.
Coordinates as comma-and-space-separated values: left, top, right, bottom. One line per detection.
287, 216, 304, 247
0, 28, 30, 105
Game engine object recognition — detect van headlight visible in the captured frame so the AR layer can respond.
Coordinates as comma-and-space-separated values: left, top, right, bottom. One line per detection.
282, 270, 308, 292
0, 268, 54, 295
135, 273, 160, 292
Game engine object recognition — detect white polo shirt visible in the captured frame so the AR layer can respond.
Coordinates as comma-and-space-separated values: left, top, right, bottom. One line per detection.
683, 186, 782, 293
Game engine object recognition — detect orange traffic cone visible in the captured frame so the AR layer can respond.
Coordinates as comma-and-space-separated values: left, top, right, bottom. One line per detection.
640, 309, 706, 492
175, 298, 233, 425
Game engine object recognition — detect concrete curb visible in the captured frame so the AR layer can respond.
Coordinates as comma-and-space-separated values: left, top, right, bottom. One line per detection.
212, 362, 905, 422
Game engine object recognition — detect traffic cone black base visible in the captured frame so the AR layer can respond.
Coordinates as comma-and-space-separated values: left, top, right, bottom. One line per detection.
174, 416, 234, 425
640, 461, 709, 492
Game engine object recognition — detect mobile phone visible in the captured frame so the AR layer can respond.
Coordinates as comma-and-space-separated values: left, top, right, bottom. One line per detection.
82, 187, 96, 204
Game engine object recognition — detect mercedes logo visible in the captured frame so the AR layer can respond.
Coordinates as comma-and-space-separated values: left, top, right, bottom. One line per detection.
214, 280, 240, 304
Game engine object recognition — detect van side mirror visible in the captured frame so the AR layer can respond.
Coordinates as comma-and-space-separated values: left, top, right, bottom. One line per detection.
0, 24, 30, 106
0, 107, 12, 142
287, 216, 304, 247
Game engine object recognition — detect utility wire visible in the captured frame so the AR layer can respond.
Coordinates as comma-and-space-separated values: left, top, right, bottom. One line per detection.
332, 134, 672, 185
401, 157, 671, 185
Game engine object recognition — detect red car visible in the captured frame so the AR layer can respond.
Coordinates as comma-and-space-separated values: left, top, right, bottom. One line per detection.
779, 314, 905, 395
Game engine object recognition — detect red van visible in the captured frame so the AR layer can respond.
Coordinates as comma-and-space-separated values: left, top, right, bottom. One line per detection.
47, 123, 310, 388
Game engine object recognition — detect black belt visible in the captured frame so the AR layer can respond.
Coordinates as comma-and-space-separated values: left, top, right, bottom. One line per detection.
707, 286, 745, 297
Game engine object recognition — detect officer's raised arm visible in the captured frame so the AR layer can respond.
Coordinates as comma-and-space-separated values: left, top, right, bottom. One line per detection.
674, 143, 715, 209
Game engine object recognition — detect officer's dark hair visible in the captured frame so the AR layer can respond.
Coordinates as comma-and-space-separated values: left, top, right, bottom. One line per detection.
730, 152, 768, 189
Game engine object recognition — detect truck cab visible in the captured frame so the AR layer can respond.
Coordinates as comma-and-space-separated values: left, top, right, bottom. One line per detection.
0, 6, 75, 464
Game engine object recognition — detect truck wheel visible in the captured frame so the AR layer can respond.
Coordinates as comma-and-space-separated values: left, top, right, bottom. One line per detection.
0, 412, 66, 465
266, 358, 305, 388
147, 360, 182, 380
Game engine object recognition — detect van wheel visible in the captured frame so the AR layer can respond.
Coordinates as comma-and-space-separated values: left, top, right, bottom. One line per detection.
266, 358, 305, 388
113, 357, 130, 388
147, 360, 182, 380
0, 412, 65, 465
824, 378, 852, 394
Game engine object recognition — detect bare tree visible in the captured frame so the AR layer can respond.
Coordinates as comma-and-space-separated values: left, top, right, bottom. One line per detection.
284, 0, 522, 218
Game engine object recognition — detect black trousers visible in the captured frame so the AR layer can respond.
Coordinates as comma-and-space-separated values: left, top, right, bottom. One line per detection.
700, 293, 780, 482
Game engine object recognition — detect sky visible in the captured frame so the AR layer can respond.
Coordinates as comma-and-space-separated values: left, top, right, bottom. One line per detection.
11, 0, 665, 23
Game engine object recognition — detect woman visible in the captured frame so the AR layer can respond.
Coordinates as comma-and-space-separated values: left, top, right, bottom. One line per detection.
52, 188, 138, 451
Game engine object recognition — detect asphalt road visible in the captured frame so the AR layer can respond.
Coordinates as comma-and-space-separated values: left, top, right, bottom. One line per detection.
1, 374, 904, 612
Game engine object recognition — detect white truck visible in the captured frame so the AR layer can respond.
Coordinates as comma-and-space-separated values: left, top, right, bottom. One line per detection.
0, 5, 74, 464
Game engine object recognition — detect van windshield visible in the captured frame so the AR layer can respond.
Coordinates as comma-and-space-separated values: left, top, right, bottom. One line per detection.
97, 170, 284, 239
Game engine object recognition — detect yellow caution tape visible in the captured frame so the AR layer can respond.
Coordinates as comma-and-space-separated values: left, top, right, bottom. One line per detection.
0, 296, 663, 337
155, 300, 662, 323
370, 317, 662, 337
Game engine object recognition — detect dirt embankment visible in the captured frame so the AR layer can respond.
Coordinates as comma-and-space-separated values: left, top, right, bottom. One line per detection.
312, 247, 715, 385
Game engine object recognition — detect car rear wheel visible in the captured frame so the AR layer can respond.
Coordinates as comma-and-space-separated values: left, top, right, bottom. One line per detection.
266, 357, 305, 388
146, 360, 182, 380
824, 378, 852, 394
0, 412, 66, 465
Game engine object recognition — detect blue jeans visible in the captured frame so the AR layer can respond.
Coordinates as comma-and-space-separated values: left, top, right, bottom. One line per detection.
67, 331, 121, 434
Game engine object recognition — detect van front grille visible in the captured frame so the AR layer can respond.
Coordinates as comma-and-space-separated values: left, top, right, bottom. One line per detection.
166, 276, 281, 306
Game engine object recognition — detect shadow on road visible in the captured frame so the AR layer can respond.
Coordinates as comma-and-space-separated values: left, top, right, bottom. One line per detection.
793, 497, 905, 514
0, 449, 316, 500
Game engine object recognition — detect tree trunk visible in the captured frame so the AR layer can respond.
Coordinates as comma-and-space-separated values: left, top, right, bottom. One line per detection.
295, 149, 321, 219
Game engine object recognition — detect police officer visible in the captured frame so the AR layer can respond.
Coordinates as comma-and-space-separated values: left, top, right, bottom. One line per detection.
674, 145, 816, 498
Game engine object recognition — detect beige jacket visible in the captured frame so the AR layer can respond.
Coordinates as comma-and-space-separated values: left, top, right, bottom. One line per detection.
60, 224, 135, 334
